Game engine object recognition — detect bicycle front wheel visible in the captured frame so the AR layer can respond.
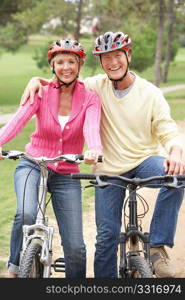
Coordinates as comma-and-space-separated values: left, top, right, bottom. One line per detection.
129, 256, 153, 278
18, 240, 44, 278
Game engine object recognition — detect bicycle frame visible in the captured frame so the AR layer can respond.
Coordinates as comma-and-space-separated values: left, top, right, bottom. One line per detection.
119, 183, 151, 278
21, 163, 53, 278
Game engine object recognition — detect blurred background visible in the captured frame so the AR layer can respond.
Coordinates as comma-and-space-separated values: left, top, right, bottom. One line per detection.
0, 0, 185, 108
0, 0, 185, 277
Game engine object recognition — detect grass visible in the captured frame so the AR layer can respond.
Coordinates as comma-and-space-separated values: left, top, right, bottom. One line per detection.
165, 89, 185, 120
0, 43, 50, 107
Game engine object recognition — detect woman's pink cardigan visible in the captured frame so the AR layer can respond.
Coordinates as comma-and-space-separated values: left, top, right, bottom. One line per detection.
0, 81, 102, 173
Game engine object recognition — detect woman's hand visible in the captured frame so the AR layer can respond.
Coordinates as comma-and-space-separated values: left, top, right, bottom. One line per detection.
0, 147, 4, 160
84, 150, 102, 165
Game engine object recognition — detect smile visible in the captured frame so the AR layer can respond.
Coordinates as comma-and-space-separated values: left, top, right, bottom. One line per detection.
109, 67, 121, 71
62, 73, 72, 76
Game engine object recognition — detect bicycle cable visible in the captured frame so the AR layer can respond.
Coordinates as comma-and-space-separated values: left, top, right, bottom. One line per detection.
22, 161, 51, 225
36, 164, 51, 221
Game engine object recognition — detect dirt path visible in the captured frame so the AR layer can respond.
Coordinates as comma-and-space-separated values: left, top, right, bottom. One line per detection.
160, 84, 185, 94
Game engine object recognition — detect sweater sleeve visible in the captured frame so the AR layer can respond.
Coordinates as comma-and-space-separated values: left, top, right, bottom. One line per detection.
83, 92, 103, 152
0, 94, 40, 147
152, 91, 183, 153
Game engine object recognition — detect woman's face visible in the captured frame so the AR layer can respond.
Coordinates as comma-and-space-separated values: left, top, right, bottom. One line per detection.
53, 53, 80, 84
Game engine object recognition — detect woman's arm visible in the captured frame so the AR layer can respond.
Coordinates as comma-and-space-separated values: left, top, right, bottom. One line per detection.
20, 77, 51, 105
0, 94, 40, 147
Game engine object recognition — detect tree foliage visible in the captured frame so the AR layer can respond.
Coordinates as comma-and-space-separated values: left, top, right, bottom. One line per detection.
0, 0, 184, 80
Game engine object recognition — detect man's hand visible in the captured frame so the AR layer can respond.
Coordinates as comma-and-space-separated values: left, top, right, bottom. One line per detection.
84, 150, 102, 165
20, 77, 50, 106
163, 146, 185, 175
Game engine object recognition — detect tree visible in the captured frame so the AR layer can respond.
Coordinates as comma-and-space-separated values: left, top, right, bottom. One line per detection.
0, 0, 49, 51
0, 0, 20, 26
154, 0, 165, 86
74, 0, 83, 41
162, 0, 176, 82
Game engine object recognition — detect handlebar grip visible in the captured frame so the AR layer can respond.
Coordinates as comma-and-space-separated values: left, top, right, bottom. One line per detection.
71, 173, 97, 180
176, 175, 185, 181
77, 154, 103, 163
2, 150, 9, 156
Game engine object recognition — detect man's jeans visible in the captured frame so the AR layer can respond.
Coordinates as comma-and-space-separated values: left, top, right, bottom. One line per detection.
8, 159, 86, 278
94, 156, 184, 278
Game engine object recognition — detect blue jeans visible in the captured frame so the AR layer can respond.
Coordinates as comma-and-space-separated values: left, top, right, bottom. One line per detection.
8, 159, 86, 278
94, 156, 184, 278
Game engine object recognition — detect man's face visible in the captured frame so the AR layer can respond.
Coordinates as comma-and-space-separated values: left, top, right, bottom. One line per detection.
101, 50, 131, 80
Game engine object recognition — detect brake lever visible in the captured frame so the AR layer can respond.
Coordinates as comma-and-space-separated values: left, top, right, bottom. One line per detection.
163, 176, 178, 189
95, 176, 112, 189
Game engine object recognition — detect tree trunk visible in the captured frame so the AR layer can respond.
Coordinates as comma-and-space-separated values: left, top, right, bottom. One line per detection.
154, 0, 165, 87
162, 0, 175, 83
74, 0, 83, 41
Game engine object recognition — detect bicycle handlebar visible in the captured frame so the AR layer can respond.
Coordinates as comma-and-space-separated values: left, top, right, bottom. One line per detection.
2, 150, 103, 164
71, 173, 185, 188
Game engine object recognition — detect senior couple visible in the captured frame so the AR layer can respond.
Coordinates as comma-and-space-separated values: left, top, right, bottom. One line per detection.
0, 31, 184, 278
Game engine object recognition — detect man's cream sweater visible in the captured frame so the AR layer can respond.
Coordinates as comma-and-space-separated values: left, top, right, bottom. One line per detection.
84, 73, 182, 175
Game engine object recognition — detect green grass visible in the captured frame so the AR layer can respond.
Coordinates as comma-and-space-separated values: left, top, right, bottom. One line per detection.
0, 43, 51, 107
165, 89, 185, 120
174, 47, 185, 63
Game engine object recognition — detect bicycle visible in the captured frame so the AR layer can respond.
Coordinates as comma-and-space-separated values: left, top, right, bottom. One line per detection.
71, 172, 185, 278
2, 150, 102, 278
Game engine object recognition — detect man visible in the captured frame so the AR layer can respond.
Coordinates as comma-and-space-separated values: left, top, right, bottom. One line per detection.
21, 31, 185, 278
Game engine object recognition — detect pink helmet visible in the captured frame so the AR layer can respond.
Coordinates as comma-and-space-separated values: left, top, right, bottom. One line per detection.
92, 31, 131, 55
48, 39, 86, 63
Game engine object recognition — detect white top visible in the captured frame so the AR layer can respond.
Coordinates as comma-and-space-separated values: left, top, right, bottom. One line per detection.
58, 115, 69, 130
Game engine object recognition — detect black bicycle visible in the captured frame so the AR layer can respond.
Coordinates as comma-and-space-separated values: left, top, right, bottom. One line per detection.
71, 172, 185, 278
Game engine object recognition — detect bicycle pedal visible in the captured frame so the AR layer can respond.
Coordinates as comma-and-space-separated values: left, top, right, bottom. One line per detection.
52, 257, 65, 272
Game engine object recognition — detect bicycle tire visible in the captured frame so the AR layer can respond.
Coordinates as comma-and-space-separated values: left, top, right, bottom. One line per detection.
129, 256, 153, 278
18, 240, 44, 278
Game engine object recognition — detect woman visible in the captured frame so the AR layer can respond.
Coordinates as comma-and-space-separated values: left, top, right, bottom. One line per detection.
0, 38, 102, 278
